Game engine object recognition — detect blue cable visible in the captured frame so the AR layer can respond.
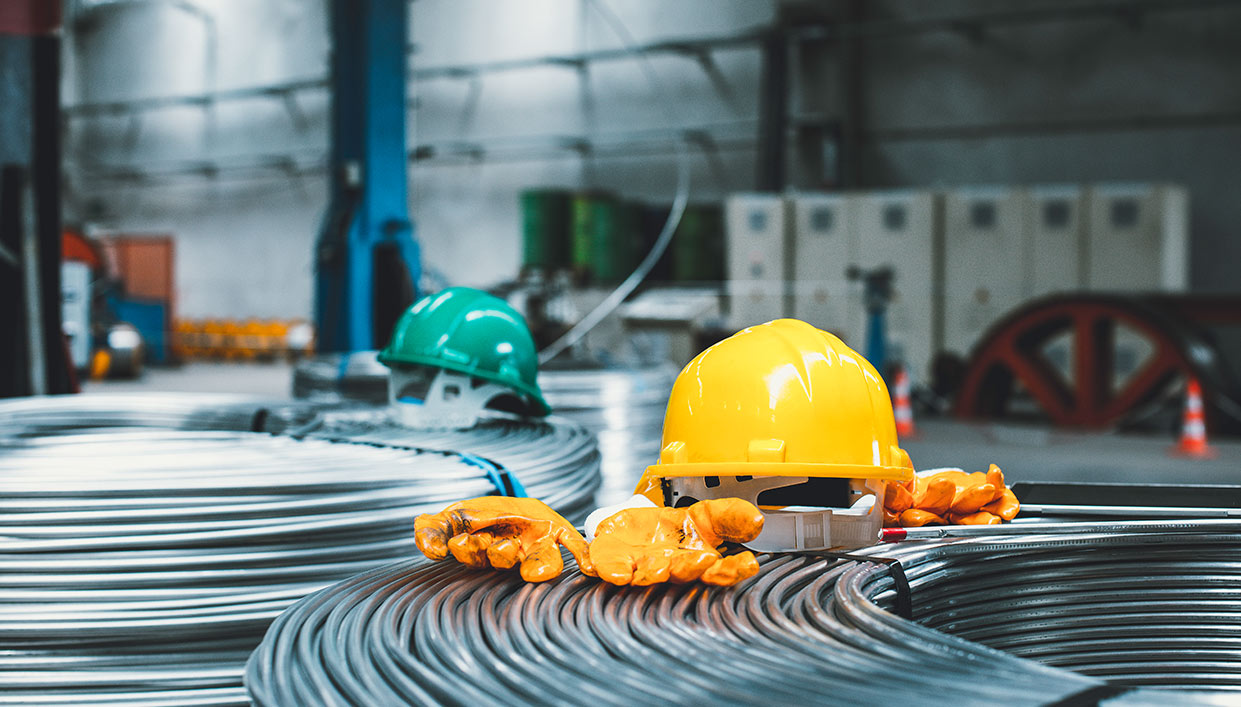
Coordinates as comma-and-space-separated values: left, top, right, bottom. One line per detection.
457, 452, 527, 498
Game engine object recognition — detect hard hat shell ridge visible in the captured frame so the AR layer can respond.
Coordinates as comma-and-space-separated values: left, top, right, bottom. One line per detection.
379, 287, 551, 416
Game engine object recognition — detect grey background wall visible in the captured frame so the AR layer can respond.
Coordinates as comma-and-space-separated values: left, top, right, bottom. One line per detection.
64, 0, 770, 320
807, 0, 1241, 295
62, 0, 1241, 321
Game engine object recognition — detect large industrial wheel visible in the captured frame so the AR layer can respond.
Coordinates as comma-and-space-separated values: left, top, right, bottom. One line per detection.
955, 294, 1227, 429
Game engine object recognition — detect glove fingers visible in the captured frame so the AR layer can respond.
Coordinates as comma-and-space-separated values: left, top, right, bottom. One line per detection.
487, 537, 522, 570
631, 551, 672, 586
414, 506, 493, 561
557, 528, 596, 577
413, 512, 453, 561
918, 478, 956, 516
882, 507, 902, 528
950, 510, 1002, 525
701, 551, 760, 587
982, 487, 1020, 521
985, 464, 1006, 503
951, 483, 996, 514
899, 508, 946, 527
884, 483, 913, 513
688, 499, 765, 544
520, 539, 564, 583
668, 549, 718, 584
448, 532, 493, 568
590, 543, 637, 586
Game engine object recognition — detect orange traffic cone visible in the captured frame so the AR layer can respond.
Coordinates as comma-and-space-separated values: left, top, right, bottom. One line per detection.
1172, 378, 1215, 458
893, 366, 916, 438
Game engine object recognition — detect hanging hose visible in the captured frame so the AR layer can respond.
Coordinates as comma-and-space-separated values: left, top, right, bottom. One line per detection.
537, 0, 691, 365
247, 521, 1241, 705
0, 393, 600, 706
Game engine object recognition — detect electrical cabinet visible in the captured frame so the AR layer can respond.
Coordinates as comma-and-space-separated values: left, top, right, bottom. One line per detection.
725, 194, 791, 329
721, 182, 1188, 385
1024, 185, 1086, 298
789, 192, 855, 342
942, 187, 1027, 357
851, 190, 941, 380
1086, 183, 1188, 292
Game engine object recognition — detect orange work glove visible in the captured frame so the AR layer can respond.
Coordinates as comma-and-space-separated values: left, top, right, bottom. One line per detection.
414, 497, 595, 582
883, 464, 1019, 527
589, 498, 764, 587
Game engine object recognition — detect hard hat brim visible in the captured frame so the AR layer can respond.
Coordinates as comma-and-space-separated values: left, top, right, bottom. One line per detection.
644, 461, 914, 483
378, 350, 552, 417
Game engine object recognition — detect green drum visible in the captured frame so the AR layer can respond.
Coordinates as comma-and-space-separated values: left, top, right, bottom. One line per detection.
570, 192, 637, 284
520, 189, 572, 271
570, 192, 602, 277
672, 203, 725, 283
593, 200, 639, 285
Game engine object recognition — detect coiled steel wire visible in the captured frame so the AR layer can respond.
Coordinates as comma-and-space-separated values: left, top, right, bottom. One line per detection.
291, 352, 389, 405
248, 521, 1241, 705
291, 356, 673, 504
535, 365, 673, 505
0, 393, 600, 706
303, 407, 601, 521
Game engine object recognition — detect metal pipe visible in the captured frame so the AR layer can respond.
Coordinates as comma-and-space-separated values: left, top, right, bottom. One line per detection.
536, 0, 691, 365
20, 176, 46, 395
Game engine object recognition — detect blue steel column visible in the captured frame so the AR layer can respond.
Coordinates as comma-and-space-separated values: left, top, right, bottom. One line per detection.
316, 0, 420, 353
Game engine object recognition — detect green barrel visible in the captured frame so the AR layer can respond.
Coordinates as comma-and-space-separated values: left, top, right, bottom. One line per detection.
520, 189, 572, 271
570, 191, 636, 284
672, 203, 725, 283
592, 199, 639, 285
570, 192, 602, 277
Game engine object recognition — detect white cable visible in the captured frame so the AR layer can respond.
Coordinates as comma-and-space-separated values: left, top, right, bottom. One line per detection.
538, 0, 692, 365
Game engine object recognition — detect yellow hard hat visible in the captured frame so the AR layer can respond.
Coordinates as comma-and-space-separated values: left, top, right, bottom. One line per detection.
633, 318, 914, 550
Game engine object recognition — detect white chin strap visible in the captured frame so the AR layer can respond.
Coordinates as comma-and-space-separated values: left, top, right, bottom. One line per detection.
661, 475, 884, 552
389, 367, 515, 430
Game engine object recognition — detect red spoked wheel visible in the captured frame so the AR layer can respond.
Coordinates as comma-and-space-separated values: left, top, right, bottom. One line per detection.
954, 294, 1221, 429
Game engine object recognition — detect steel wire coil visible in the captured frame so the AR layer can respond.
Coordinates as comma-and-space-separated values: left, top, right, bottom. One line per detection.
291, 355, 673, 505
877, 524, 1241, 692
291, 352, 390, 405
305, 408, 601, 521
525, 364, 673, 505
248, 522, 1241, 705
0, 393, 600, 706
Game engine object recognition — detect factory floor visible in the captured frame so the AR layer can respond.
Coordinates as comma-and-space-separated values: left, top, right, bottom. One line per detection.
904, 419, 1239, 486
83, 362, 1239, 491
83, 361, 295, 397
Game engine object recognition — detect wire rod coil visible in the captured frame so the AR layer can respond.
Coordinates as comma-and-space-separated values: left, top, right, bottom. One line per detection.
247, 522, 1241, 705
291, 358, 673, 505
305, 407, 601, 521
0, 393, 601, 706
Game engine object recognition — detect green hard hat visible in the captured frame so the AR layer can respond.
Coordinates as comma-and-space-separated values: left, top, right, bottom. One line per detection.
378, 287, 551, 416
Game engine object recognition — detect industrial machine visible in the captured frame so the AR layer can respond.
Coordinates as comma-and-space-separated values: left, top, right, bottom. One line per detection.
956, 293, 1241, 434
723, 183, 1194, 415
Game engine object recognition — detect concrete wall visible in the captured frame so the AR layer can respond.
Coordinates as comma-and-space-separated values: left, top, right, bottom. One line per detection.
66, 0, 1239, 324
65, 0, 770, 319
66, 0, 330, 319
815, 0, 1241, 295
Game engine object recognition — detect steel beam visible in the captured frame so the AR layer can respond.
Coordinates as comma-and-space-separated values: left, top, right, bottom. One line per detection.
316, 0, 419, 353
0, 1, 70, 397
